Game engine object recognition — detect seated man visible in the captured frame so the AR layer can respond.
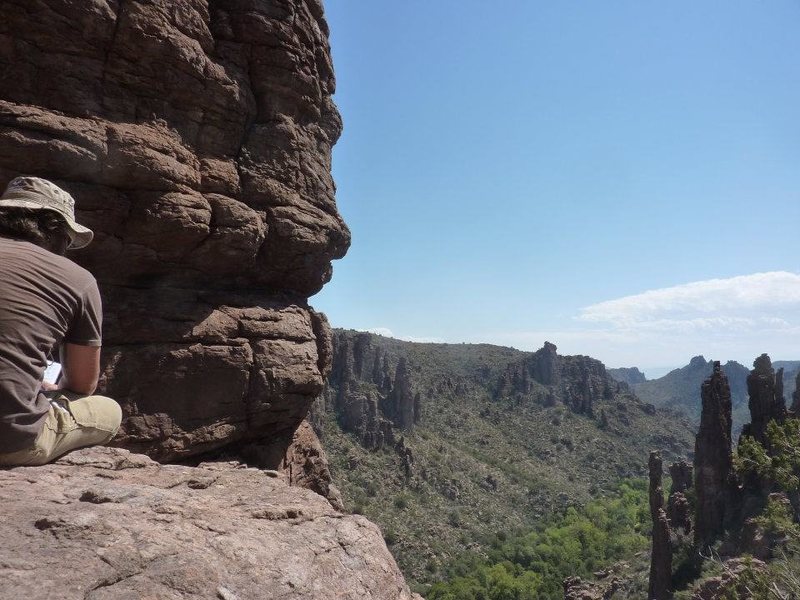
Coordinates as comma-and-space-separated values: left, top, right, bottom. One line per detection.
0, 176, 121, 466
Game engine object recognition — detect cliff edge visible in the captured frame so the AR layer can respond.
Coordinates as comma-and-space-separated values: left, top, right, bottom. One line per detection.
0, 447, 418, 599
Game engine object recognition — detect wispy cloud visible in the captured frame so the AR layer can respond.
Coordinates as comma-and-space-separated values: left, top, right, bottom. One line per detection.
364, 327, 395, 337
482, 272, 800, 369
360, 273, 800, 370
578, 271, 800, 327
363, 327, 444, 344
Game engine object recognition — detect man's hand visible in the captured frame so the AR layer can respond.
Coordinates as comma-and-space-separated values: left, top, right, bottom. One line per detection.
40, 381, 60, 392
61, 343, 101, 395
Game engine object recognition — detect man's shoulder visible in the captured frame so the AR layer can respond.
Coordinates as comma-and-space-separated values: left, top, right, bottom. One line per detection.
0, 237, 97, 288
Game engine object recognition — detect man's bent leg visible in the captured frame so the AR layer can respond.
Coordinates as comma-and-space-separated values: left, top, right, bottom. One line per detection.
44, 393, 122, 462
0, 408, 58, 467
0, 393, 121, 467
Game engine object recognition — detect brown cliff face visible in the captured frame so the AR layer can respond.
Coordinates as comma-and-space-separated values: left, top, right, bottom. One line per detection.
0, 0, 350, 459
792, 370, 800, 414
694, 361, 734, 547
742, 354, 787, 445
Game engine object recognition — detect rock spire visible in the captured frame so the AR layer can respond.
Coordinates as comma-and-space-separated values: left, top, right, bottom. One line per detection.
694, 361, 734, 547
742, 354, 786, 445
648, 451, 673, 600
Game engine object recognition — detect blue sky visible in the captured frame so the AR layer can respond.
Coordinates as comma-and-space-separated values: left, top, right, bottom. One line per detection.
313, 0, 800, 376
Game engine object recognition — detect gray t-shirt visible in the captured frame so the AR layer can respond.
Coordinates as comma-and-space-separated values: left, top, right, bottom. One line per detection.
0, 237, 102, 453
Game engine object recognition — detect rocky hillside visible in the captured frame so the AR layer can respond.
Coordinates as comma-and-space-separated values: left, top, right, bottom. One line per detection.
611, 356, 799, 434
312, 330, 696, 587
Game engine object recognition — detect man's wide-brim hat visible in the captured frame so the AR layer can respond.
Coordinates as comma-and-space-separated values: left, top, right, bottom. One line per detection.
0, 176, 93, 249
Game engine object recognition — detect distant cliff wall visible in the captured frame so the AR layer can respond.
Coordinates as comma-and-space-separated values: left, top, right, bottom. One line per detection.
0, 0, 349, 460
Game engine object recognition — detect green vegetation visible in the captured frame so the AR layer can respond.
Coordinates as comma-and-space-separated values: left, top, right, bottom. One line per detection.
424, 481, 650, 600
736, 419, 800, 493
753, 496, 800, 540
318, 332, 695, 586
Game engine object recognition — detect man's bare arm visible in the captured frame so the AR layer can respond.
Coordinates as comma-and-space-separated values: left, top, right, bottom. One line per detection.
60, 343, 101, 395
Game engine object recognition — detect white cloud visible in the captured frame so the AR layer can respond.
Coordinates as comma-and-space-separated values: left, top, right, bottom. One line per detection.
364, 327, 394, 337
361, 327, 443, 344
480, 272, 800, 370
359, 272, 800, 370
578, 271, 800, 326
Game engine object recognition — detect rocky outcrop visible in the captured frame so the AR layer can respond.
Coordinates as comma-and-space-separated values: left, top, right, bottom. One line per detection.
495, 341, 559, 397
669, 460, 693, 493
630, 356, 751, 431
384, 357, 420, 430
563, 575, 619, 600
0, 0, 349, 460
0, 447, 419, 600
793, 370, 800, 414
607, 367, 647, 386
236, 419, 343, 510
742, 354, 787, 445
322, 332, 418, 449
667, 460, 693, 534
690, 558, 766, 600
497, 342, 612, 416
694, 362, 734, 547
648, 451, 673, 600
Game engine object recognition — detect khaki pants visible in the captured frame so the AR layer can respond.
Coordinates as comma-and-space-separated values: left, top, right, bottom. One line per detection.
0, 392, 122, 467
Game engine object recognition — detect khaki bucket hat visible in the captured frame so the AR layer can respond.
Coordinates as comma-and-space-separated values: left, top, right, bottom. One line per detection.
0, 176, 93, 249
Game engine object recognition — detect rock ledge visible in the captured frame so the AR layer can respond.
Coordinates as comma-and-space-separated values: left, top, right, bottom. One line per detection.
0, 447, 417, 600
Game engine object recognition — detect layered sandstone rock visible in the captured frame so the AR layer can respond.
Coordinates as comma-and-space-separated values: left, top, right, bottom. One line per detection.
0, 447, 418, 600
0, 0, 349, 459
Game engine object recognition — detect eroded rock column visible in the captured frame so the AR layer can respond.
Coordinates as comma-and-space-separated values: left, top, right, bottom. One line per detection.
648, 450, 673, 600
694, 362, 733, 547
742, 354, 787, 445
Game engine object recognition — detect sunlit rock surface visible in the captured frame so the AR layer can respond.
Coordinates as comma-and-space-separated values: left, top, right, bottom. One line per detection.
0, 447, 418, 600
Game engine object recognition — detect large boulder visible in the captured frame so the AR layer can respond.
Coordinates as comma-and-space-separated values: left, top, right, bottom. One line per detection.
0, 0, 350, 459
0, 447, 418, 600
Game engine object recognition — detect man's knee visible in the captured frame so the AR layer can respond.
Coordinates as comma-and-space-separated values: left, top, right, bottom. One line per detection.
68, 395, 122, 441
88, 395, 122, 437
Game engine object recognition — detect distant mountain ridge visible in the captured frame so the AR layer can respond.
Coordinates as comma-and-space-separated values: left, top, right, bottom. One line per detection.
312, 330, 695, 586
607, 366, 647, 385
608, 355, 800, 433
